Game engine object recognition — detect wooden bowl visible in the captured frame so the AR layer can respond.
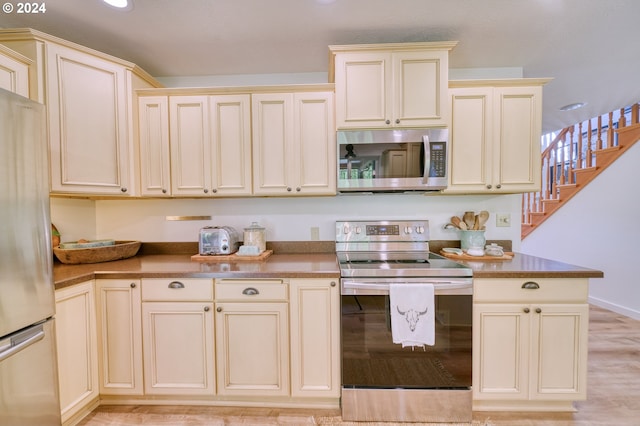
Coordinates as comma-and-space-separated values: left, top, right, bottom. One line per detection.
53, 240, 141, 264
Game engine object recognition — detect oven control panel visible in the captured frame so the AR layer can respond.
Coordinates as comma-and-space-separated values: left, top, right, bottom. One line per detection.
336, 220, 429, 244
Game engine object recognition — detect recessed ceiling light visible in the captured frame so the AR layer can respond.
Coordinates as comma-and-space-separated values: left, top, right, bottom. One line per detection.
559, 102, 586, 111
103, 0, 133, 10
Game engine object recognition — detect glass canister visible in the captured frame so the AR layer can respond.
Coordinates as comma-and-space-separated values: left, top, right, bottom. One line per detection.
243, 222, 266, 252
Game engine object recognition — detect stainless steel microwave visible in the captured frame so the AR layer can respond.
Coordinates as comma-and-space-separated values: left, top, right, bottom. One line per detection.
337, 128, 448, 193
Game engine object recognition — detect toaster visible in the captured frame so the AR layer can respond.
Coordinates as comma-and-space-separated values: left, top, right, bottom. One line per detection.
198, 226, 240, 255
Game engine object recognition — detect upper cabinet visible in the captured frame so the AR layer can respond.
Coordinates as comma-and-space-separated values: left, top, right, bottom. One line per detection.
0, 44, 31, 97
252, 91, 336, 196
0, 29, 161, 196
445, 79, 551, 194
329, 42, 457, 130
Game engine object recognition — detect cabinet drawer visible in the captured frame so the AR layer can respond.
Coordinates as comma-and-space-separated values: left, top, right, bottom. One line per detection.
141, 278, 213, 302
215, 279, 288, 301
474, 278, 589, 303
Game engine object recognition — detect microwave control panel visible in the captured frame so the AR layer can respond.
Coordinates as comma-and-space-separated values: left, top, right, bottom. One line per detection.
429, 141, 447, 178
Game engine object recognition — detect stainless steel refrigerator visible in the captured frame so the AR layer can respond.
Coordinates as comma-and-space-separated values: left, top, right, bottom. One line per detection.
0, 88, 62, 425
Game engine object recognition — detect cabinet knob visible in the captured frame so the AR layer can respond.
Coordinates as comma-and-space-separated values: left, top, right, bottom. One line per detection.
242, 287, 259, 296
162, 189, 167, 194
286, 187, 292, 192
535, 307, 542, 314
130, 282, 136, 288
204, 189, 209, 194
395, 119, 400, 124
216, 306, 222, 312
486, 184, 492, 189
330, 281, 336, 287
204, 306, 210, 312
212, 188, 218, 193
523, 307, 530, 313
496, 184, 502, 189
168, 281, 185, 289
296, 187, 301, 192
385, 119, 391, 125
521, 281, 540, 290
121, 187, 127, 193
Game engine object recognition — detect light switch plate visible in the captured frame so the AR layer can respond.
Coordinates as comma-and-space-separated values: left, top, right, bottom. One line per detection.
310, 227, 320, 240
496, 213, 511, 227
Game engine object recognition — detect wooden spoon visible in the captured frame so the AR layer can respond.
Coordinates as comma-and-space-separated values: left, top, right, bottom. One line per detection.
451, 216, 463, 229
463, 211, 475, 229
477, 210, 490, 230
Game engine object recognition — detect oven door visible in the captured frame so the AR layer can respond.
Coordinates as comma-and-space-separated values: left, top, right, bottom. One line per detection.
341, 278, 472, 390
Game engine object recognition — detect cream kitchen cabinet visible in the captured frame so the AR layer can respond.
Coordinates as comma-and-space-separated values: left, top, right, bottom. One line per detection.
95, 279, 143, 395
0, 44, 30, 97
252, 91, 335, 196
167, 94, 252, 197
289, 279, 340, 398
55, 280, 99, 424
446, 79, 550, 194
0, 29, 160, 196
214, 279, 289, 396
138, 96, 171, 196
330, 42, 456, 129
473, 278, 589, 411
141, 278, 215, 395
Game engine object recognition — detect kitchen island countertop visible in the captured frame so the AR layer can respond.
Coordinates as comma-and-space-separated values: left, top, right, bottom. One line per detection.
53, 251, 602, 290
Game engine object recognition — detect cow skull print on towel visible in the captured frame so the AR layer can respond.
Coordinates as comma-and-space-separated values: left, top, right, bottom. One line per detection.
396, 305, 428, 331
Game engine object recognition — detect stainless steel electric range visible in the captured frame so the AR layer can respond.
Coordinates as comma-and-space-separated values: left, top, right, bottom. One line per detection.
337, 220, 473, 423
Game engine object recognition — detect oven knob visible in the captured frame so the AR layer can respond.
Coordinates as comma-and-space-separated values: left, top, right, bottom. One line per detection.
355, 226, 362, 234
404, 226, 413, 234
416, 226, 424, 234
343, 225, 349, 234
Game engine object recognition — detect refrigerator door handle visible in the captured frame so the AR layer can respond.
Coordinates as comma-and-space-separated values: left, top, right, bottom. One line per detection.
0, 325, 45, 363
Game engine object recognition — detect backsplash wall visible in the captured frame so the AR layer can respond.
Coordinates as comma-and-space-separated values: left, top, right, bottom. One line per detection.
51, 193, 522, 249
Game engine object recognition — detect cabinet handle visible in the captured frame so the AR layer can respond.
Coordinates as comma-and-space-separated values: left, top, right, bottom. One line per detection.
204, 306, 210, 312
523, 307, 530, 313
204, 189, 209, 194
496, 184, 502, 189
521, 281, 540, 290
242, 287, 259, 296
535, 307, 542, 314
121, 187, 127, 193
168, 281, 185, 289
212, 188, 218, 193
385, 119, 391, 125
286, 187, 292, 192
296, 187, 301, 192
162, 189, 167, 194
330, 281, 336, 287
395, 119, 400, 124
130, 282, 136, 288
216, 306, 222, 312
486, 184, 492, 189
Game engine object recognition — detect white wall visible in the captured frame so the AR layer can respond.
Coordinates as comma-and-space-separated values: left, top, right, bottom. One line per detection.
51, 193, 521, 248
521, 141, 640, 319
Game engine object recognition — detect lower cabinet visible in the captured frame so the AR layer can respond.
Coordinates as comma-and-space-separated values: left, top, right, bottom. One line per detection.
95, 279, 143, 395
55, 280, 99, 423
289, 279, 340, 398
214, 279, 290, 396
141, 278, 215, 395
473, 278, 589, 411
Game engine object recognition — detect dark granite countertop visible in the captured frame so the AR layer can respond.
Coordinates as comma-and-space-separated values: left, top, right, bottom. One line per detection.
53, 248, 603, 290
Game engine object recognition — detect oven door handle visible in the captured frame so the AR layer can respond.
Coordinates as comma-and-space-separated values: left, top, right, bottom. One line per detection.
341, 279, 473, 295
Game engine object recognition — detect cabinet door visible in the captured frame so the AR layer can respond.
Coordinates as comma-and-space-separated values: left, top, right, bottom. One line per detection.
46, 44, 131, 195
289, 279, 340, 398
293, 92, 336, 195
210, 94, 253, 196
252, 93, 294, 195
169, 95, 211, 196
334, 52, 391, 129
447, 87, 494, 192
55, 281, 98, 422
95, 279, 143, 395
530, 304, 589, 400
493, 85, 542, 192
215, 302, 289, 396
138, 96, 170, 196
393, 50, 448, 127
473, 303, 529, 400
142, 302, 215, 395
0, 45, 30, 97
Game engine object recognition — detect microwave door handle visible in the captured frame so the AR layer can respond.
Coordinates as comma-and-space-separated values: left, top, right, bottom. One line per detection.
422, 135, 431, 182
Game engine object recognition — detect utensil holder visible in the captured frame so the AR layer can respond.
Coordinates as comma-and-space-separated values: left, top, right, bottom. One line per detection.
459, 230, 486, 250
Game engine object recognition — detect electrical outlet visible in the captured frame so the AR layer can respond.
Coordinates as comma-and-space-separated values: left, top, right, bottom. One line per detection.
310, 227, 320, 241
496, 213, 511, 227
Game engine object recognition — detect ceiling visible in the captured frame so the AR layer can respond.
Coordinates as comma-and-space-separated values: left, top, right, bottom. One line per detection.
3, 0, 640, 133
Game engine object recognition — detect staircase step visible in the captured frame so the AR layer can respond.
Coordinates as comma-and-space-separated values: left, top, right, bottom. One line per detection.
529, 211, 547, 226
542, 198, 561, 215
573, 167, 598, 186
521, 224, 536, 238
558, 183, 578, 199
595, 146, 622, 168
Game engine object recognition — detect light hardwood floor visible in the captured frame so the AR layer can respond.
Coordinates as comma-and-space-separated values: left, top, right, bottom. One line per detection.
78, 305, 639, 426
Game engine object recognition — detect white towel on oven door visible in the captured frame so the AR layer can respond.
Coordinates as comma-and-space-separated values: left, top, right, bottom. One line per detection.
390, 283, 435, 348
